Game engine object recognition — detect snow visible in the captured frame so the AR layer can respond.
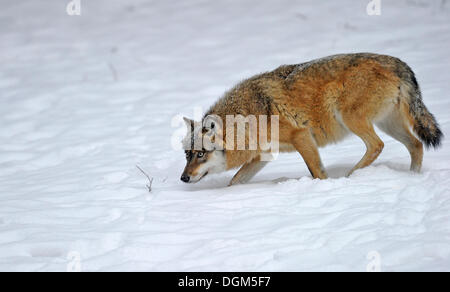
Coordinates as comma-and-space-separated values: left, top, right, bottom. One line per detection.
0, 0, 450, 271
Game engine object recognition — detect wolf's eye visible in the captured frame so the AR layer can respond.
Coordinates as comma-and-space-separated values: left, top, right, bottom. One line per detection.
197, 152, 205, 158
185, 151, 191, 158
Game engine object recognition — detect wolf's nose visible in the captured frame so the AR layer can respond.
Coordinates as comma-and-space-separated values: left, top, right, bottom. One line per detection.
181, 175, 190, 183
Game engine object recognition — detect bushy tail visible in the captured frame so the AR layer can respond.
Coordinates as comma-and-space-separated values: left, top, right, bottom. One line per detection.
412, 99, 443, 148
400, 65, 443, 149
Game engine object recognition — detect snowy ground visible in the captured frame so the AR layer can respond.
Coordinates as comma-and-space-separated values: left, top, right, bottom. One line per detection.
0, 0, 449, 272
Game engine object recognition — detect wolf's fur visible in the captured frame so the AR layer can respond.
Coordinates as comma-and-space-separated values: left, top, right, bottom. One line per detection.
181, 53, 443, 185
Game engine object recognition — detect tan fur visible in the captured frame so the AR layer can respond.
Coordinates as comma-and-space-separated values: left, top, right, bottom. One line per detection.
183, 53, 441, 184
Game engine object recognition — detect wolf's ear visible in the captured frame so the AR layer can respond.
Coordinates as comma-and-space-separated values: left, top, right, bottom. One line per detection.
183, 117, 194, 129
182, 117, 195, 151
203, 115, 222, 136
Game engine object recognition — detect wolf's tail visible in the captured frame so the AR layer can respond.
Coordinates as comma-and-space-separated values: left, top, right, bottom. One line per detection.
399, 62, 443, 149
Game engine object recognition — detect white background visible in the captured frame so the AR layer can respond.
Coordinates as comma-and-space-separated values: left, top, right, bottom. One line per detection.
0, 0, 449, 271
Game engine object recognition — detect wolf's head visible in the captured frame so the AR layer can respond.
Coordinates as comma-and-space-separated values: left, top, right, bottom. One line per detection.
180, 117, 226, 183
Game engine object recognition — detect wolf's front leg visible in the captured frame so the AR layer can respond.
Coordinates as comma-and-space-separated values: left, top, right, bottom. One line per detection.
292, 129, 328, 179
229, 156, 269, 186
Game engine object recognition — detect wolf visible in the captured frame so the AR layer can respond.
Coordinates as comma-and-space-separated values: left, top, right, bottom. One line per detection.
181, 53, 443, 185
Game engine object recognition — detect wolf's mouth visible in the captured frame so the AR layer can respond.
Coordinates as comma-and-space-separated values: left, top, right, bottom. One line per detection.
199, 171, 209, 181
190, 171, 209, 183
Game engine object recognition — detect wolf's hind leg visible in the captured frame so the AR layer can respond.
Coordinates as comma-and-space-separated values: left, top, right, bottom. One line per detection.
292, 129, 328, 179
229, 156, 268, 186
343, 117, 384, 176
376, 107, 424, 172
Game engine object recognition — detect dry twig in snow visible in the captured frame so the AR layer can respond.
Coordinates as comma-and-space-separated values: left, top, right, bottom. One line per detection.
136, 165, 153, 192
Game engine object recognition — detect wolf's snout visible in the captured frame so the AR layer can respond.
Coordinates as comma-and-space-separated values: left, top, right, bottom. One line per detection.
181, 175, 190, 183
